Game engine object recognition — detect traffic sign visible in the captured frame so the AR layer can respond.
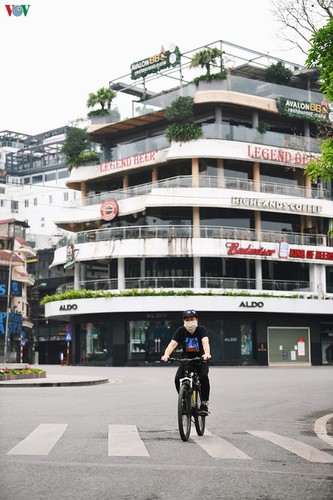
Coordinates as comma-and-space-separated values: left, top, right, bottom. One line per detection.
65, 332, 72, 342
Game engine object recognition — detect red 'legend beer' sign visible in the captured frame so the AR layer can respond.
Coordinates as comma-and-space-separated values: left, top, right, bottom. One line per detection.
100, 199, 118, 221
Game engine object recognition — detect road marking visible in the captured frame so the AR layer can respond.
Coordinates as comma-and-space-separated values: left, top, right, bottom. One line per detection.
191, 429, 252, 459
7, 424, 68, 456
247, 430, 333, 463
108, 425, 149, 457
314, 413, 333, 447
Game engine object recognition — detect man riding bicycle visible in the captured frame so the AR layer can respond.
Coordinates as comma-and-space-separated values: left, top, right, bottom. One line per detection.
161, 309, 211, 416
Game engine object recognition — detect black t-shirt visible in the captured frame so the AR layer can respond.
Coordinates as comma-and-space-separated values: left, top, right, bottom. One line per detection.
172, 325, 208, 358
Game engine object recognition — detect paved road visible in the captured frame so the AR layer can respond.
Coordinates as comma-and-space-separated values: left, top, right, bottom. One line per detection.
0, 365, 332, 499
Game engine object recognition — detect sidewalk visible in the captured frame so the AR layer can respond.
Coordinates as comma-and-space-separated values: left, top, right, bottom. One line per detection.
0, 364, 109, 387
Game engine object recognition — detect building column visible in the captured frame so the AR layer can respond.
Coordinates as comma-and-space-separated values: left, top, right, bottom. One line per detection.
215, 106, 223, 138
255, 259, 262, 290
193, 206, 200, 238
81, 181, 87, 206
118, 258, 125, 290
192, 158, 199, 187
252, 110, 259, 129
151, 167, 158, 185
255, 210, 261, 241
304, 173, 312, 198
253, 161, 260, 192
140, 258, 145, 278
193, 257, 201, 289
217, 158, 224, 188
310, 264, 326, 296
74, 262, 81, 290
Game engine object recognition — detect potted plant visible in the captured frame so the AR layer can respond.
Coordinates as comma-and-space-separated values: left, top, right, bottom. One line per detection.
264, 61, 293, 85
190, 47, 226, 86
62, 127, 99, 170
87, 86, 118, 122
257, 121, 270, 134
164, 96, 202, 143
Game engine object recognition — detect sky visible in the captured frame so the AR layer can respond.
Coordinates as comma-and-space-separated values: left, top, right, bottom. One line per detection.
0, 0, 307, 136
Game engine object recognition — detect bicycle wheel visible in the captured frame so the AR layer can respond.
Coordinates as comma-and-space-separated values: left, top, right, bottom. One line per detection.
178, 383, 191, 441
194, 389, 205, 436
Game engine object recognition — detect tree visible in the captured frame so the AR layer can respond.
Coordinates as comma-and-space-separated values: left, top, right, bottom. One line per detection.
164, 96, 202, 143
190, 47, 223, 76
265, 61, 293, 85
271, 0, 333, 56
304, 18, 333, 181
86, 86, 117, 117
62, 127, 99, 170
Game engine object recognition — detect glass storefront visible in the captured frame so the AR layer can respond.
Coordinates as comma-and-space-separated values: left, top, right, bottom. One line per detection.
128, 318, 172, 363
127, 317, 255, 364
207, 319, 255, 364
79, 322, 110, 363
321, 322, 333, 364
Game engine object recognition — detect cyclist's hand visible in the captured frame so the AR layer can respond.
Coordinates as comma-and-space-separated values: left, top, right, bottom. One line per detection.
202, 353, 211, 361
161, 354, 169, 362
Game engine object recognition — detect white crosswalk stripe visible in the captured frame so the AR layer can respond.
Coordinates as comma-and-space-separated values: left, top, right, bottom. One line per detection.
192, 428, 251, 459
247, 430, 333, 464
4, 424, 332, 462
7, 424, 68, 456
108, 424, 149, 457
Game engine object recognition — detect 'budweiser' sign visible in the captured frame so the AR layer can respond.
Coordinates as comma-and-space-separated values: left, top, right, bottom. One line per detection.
226, 242, 275, 257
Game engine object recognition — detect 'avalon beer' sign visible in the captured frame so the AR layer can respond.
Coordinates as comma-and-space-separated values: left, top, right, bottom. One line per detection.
130, 44, 181, 80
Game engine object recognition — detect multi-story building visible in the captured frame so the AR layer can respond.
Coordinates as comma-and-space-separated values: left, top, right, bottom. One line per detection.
0, 127, 80, 249
44, 41, 333, 367
0, 219, 36, 363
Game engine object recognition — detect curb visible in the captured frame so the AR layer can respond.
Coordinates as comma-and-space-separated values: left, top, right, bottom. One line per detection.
0, 378, 110, 388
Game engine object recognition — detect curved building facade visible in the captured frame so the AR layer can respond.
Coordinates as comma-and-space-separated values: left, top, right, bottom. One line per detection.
45, 46, 333, 366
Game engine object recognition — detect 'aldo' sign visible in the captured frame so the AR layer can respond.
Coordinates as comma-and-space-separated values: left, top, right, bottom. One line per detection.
59, 304, 78, 311
239, 301, 264, 308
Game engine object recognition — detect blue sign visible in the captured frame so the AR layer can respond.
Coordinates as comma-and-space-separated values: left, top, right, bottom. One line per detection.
0, 311, 23, 335
0, 281, 22, 297
65, 332, 72, 342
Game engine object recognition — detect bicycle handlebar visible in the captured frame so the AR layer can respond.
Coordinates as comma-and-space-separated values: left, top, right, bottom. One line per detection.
168, 357, 203, 363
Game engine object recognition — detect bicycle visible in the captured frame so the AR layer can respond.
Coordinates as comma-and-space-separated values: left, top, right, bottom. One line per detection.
168, 357, 206, 441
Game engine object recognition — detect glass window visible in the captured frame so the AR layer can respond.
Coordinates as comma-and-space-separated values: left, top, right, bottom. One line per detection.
224, 160, 252, 179
260, 163, 297, 185
199, 158, 218, 176
58, 170, 69, 179
157, 160, 191, 180
32, 175, 43, 184
205, 319, 255, 362
45, 172, 56, 181
261, 212, 300, 233
79, 322, 109, 363
200, 207, 253, 229
127, 318, 172, 363
145, 207, 192, 226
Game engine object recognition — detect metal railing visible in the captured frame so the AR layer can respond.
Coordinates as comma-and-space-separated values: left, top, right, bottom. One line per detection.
73, 224, 326, 247
83, 175, 330, 207
56, 276, 312, 294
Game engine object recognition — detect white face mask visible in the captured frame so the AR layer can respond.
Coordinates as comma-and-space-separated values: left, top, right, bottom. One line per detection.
184, 319, 198, 333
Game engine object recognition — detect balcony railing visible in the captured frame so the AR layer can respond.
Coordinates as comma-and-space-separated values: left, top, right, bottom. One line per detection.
106, 120, 321, 164
84, 175, 330, 207
56, 276, 312, 294
74, 224, 327, 247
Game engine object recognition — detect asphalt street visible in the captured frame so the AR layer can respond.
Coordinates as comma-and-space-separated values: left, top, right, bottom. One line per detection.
0, 365, 332, 500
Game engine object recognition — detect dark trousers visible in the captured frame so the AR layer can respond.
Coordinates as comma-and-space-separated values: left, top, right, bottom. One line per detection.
174, 361, 210, 401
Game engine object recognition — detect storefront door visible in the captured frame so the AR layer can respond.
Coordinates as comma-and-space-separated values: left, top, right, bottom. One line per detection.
267, 327, 311, 365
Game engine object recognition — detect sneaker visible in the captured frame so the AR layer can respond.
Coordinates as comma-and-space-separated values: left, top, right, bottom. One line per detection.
198, 403, 209, 416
